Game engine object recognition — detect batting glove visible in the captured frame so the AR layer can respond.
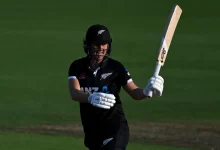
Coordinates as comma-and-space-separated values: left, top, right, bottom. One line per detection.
88, 92, 116, 109
143, 76, 164, 97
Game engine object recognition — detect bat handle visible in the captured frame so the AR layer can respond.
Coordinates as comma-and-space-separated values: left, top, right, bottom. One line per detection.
146, 61, 162, 98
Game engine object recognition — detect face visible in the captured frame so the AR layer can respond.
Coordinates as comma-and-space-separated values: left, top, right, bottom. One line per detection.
89, 43, 108, 62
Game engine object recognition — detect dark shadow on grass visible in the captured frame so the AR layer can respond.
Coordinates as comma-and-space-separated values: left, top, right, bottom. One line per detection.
1, 121, 220, 150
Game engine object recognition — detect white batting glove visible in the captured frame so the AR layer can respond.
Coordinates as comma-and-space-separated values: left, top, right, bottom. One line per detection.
88, 92, 116, 109
143, 76, 164, 97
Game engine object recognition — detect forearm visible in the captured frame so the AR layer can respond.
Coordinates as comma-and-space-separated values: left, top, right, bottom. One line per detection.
70, 89, 89, 103
130, 87, 148, 100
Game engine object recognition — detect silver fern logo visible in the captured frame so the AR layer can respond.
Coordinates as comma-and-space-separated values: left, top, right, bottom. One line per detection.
97, 30, 105, 35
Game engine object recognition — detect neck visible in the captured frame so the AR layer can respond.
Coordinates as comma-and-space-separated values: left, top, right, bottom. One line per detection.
86, 55, 108, 71
89, 59, 102, 71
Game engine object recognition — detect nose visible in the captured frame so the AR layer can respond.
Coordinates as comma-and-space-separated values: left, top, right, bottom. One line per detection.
94, 45, 105, 51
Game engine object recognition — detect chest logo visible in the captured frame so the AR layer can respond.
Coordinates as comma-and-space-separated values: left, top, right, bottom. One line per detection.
79, 73, 86, 79
100, 72, 112, 80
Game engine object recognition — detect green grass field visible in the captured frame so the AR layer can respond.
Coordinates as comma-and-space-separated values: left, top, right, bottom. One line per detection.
0, 0, 219, 149
0, 131, 196, 150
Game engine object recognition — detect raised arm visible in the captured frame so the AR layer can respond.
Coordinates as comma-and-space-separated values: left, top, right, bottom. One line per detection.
118, 64, 164, 100
123, 81, 147, 100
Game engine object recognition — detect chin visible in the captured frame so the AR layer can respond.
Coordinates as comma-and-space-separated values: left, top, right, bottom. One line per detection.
99, 56, 105, 60
94, 56, 104, 60
90, 55, 106, 62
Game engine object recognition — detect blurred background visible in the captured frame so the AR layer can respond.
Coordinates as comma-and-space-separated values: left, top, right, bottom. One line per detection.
0, 0, 219, 150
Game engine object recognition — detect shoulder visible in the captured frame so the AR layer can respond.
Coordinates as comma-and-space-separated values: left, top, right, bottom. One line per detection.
107, 58, 125, 69
69, 57, 86, 68
68, 57, 86, 75
108, 58, 126, 71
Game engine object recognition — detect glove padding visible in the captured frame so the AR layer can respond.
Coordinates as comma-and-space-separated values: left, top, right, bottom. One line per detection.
143, 76, 164, 97
88, 92, 116, 109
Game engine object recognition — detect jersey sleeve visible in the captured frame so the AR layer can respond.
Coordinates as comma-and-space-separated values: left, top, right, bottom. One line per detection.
68, 61, 78, 80
118, 63, 133, 86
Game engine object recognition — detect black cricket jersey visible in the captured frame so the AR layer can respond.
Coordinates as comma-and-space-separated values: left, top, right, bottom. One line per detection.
68, 56, 132, 144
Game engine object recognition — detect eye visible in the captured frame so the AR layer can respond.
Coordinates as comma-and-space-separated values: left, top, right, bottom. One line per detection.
90, 46, 98, 51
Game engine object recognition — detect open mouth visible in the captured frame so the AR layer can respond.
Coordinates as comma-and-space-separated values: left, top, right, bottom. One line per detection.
94, 52, 105, 56
90, 50, 105, 56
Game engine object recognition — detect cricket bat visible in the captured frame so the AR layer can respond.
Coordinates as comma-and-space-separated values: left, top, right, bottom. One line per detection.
147, 4, 182, 97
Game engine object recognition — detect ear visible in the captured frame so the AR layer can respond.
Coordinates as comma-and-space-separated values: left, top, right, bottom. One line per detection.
83, 37, 89, 54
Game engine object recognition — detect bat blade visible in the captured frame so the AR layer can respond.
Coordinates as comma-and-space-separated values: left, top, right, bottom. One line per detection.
146, 5, 182, 97
158, 4, 182, 66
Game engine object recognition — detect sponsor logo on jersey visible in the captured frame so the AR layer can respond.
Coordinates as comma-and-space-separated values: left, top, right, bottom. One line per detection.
80, 87, 99, 94
102, 86, 109, 93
